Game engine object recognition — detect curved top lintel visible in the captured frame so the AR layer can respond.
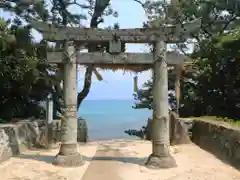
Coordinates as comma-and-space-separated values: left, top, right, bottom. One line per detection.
29, 18, 202, 43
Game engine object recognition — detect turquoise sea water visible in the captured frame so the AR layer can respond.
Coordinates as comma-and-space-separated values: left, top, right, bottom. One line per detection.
78, 100, 152, 140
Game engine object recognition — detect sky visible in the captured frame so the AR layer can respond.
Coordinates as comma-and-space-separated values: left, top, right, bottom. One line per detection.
1, 0, 160, 100
76, 0, 152, 100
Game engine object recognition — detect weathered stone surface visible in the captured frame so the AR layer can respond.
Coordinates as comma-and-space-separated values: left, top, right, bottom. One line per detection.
47, 51, 186, 65
169, 111, 191, 145
77, 117, 88, 143
180, 118, 195, 133
30, 18, 202, 43
53, 153, 85, 167
52, 120, 62, 142
0, 118, 89, 164
0, 129, 12, 163
191, 119, 240, 169
146, 118, 152, 140
145, 153, 177, 169
0, 124, 22, 155
0, 119, 47, 163
146, 112, 192, 145
51, 119, 89, 143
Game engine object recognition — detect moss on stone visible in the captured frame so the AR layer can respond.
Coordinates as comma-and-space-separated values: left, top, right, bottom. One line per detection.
183, 116, 240, 127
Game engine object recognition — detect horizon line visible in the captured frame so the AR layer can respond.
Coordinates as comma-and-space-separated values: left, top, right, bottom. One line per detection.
85, 99, 134, 101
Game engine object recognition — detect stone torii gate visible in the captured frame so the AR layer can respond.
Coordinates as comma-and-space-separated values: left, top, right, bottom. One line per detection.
30, 18, 201, 168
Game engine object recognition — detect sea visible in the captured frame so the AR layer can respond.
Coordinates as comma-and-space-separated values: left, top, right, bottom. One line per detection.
78, 100, 152, 141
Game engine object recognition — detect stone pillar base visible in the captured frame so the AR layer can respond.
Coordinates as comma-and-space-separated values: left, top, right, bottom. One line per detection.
145, 153, 177, 169
46, 143, 60, 149
52, 153, 85, 167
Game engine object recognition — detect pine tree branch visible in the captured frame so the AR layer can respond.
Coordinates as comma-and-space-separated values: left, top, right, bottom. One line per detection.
77, 0, 111, 109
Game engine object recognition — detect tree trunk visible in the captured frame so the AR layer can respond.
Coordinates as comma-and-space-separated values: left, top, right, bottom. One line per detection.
146, 41, 177, 169
76, 1, 110, 111
77, 65, 93, 110
53, 42, 84, 167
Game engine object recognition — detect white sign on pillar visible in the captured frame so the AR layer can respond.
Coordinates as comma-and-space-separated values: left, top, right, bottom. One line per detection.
46, 93, 53, 124
45, 93, 53, 148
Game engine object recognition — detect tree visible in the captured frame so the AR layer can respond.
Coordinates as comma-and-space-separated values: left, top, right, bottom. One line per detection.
76, 0, 119, 109
0, 18, 54, 121
1, 0, 119, 114
0, 0, 49, 21
180, 29, 240, 119
133, 70, 177, 110
11, 0, 121, 167
133, 0, 240, 120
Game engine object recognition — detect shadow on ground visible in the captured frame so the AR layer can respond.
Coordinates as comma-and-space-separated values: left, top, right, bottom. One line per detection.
16, 153, 148, 165
91, 156, 147, 165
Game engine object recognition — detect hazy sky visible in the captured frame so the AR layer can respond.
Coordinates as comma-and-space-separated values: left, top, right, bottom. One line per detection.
1, 0, 153, 100
77, 0, 152, 100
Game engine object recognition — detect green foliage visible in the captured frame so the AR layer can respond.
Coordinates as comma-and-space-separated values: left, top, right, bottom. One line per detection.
183, 116, 240, 127
0, 0, 49, 22
0, 18, 54, 121
134, 0, 240, 122
180, 29, 240, 119
133, 70, 176, 110
0, 0, 119, 120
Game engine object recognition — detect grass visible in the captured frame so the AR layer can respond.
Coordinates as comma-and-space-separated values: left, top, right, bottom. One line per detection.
183, 116, 240, 127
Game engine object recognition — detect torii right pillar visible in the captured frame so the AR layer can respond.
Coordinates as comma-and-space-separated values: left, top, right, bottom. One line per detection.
146, 40, 177, 169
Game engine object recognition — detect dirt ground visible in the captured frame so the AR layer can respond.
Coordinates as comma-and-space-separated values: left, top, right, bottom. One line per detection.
0, 140, 239, 180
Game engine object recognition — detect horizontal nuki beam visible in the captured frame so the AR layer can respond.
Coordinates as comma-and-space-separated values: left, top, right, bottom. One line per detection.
47, 52, 186, 65
30, 19, 201, 43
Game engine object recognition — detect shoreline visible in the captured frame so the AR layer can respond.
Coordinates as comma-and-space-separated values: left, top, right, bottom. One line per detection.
86, 136, 141, 142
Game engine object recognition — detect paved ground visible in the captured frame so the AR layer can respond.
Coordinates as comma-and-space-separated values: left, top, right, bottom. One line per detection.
81, 144, 124, 180
0, 140, 239, 180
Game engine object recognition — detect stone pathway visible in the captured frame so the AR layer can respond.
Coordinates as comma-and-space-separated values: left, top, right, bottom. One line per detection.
0, 140, 239, 180
81, 144, 123, 180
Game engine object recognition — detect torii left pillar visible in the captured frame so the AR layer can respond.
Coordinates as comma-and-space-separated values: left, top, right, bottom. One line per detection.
53, 42, 84, 167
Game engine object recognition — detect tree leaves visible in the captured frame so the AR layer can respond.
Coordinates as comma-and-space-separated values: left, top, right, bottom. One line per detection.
134, 0, 240, 120
0, 18, 53, 120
